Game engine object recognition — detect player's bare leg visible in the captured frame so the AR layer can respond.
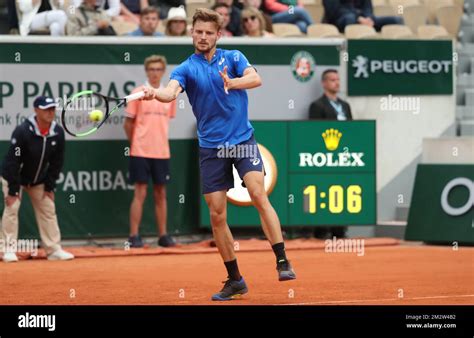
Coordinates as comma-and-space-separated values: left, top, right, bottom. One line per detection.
153, 185, 167, 237
205, 191, 248, 300
204, 191, 236, 261
128, 183, 147, 247
243, 170, 296, 281
153, 185, 175, 247
243, 171, 283, 244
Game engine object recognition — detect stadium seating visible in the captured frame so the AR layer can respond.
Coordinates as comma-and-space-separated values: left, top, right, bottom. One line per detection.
186, 0, 210, 20
304, 3, 324, 23
345, 24, 379, 39
307, 23, 341, 38
456, 3, 474, 136
272, 23, 304, 37
374, 4, 397, 16
111, 20, 138, 36
381, 24, 415, 38
388, 0, 420, 7
303, 0, 321, 4
422, 0, 455, 23
400, 4, 429, 34
436, 5, 463, 37
417, 24, 451, 39
0, 0, 469, 42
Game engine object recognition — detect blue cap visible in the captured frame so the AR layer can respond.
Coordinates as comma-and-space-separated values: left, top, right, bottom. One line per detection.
33, 96, 58, 109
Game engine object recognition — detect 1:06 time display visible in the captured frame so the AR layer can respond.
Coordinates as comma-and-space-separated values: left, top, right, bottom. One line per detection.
303, 185, 362, 214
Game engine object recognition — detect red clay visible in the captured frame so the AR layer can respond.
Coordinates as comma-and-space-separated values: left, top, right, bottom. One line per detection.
0, 244, 472, 305
10, 238, 400, 259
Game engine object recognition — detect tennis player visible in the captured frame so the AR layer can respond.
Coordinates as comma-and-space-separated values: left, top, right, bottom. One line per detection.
142, 8, 296, 301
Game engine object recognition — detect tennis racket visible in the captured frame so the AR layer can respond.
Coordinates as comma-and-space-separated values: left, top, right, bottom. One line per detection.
60, 90, 145, 137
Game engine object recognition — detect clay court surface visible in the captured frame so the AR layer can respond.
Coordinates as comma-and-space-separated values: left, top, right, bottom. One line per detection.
1, 240, 473, 305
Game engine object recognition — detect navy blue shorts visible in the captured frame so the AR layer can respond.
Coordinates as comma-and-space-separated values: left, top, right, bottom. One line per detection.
128, 156, 170, 185
199, 135, 264, 194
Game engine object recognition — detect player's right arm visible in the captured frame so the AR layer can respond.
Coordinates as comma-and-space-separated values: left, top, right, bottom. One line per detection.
143, 80, 182, 103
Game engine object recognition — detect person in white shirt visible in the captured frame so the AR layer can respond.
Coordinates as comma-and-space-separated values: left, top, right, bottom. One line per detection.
17, 0, 67, 36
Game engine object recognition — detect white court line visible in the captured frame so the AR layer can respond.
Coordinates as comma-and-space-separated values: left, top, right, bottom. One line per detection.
278, 294, 474, 306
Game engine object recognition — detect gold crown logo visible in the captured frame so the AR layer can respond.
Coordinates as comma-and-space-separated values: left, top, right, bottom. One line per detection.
322, 129, 342, 151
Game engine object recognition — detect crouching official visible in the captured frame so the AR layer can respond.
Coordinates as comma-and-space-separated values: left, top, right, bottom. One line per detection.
0, 96, 74, 262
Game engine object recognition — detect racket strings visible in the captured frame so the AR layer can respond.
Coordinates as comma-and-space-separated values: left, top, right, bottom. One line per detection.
62, 93, 108, 135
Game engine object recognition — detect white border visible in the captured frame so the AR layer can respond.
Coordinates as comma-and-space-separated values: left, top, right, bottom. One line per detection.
0, 35, 345, 46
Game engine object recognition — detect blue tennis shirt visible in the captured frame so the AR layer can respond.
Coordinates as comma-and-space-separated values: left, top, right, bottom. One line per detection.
170, 48, 254, 148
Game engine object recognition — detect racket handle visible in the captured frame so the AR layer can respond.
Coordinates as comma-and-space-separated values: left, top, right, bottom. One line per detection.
125, 91, 145, 102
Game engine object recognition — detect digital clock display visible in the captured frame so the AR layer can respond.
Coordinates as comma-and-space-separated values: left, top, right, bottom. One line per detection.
289, 174, 375, 225
303, 184, 362, 214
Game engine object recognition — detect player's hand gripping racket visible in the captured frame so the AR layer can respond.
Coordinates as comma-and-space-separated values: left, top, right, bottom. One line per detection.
61, 90, 144, 137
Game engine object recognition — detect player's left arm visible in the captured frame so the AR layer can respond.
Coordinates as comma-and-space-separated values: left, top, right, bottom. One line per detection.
220, 66, 262, 91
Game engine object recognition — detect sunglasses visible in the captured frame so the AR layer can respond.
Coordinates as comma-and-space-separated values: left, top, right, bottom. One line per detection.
243, 16, 257, 23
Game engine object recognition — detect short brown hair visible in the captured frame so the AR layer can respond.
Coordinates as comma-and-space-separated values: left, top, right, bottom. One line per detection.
140, 6, 159, 17
192, 8, 223, 30
144, 55, 167, 70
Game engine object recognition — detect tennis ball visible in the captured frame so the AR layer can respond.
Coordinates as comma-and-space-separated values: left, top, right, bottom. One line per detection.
89, 109, 104, 122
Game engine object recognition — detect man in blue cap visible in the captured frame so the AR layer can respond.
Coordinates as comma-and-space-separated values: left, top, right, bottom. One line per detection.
0, 96, 74, 262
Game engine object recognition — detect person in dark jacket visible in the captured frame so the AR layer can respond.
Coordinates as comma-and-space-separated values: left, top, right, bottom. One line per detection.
323, 0, 403, 32
215, 0, 243, 36
1, 96, 74, 263
7, 0, 19, 34
309, 69, 352, 121
309, 69, 351, 239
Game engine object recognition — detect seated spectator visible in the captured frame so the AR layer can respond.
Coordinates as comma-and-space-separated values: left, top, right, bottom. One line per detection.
212, 3, 233, 37
244, 0, 273, 33
149, 0, 185, 20
66, 0, 116, 35
323, 0, 403, 32
165, 6, 188, 36
264, 0, 313, 33
73, 0, 121, 19
17, 0, 67, 36
215, 0, 243, 36
241, 7, 274, 37
127, 6, 164, 36
119, 0, 149, 24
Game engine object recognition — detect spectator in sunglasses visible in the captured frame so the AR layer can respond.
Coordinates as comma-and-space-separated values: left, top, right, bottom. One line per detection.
241, 7, 274, 37
243, 0, 273, 32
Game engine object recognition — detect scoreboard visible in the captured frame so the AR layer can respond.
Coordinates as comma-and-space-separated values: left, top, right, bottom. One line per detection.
200, 121, 376, 227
